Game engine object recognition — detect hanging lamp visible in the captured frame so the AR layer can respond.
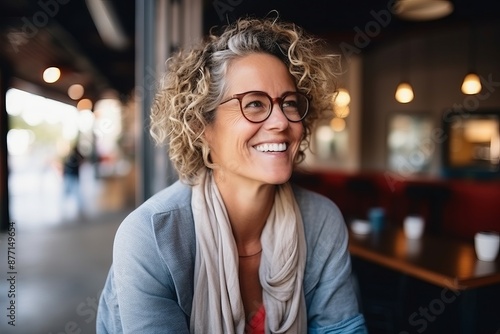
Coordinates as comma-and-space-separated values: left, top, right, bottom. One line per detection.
395, 41, 414, 103
395, 0, 453, 21
461, 24, 481, 95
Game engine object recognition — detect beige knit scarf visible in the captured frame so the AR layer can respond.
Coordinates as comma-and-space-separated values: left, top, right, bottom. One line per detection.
190, 169, 307, 334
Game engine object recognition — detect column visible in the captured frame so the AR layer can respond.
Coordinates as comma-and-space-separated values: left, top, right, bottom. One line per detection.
135, 0, 202, 203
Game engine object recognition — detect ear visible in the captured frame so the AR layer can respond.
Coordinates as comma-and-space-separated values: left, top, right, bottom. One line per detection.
200, 125, 213, 166
203, 122, 213, 146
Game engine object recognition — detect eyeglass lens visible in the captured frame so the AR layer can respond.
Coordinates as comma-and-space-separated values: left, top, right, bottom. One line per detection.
240, 92, 308, 122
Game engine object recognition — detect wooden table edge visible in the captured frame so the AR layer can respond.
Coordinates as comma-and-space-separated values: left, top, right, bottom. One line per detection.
350, 243, 464, 291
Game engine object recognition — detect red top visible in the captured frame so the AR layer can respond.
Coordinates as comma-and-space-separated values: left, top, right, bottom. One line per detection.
245, 305, 265, 334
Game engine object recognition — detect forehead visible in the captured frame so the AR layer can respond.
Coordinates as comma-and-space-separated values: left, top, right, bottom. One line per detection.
225, 53, 296, 94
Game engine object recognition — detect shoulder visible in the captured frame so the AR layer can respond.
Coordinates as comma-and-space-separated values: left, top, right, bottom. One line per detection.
119, 180, 192, 229
111, 180, 196, 316
292, 184, 350, 285
114, 180, 196, 260
135, 180, 192, 217
292, 184, 346, 236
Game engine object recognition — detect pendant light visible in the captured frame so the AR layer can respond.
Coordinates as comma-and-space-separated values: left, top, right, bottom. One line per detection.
395, 82, 414, 103
395, 40, 414, 103
395, 0, 453, 21
461, 73, 481, 95
461, 24, 481, 95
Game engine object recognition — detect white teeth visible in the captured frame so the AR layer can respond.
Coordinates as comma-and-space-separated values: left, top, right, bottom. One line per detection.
255, 143, 287, 152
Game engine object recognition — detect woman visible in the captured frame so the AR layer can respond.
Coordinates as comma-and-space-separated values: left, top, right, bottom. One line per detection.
97, 16, 367, 334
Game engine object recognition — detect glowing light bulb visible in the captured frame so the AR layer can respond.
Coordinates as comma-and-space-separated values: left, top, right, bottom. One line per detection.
68, 84, 85, 100
333, 88, 351, 107
330, 117, 346, 132
461, 73, 482, 95
334, 105, 350, 118
77, 98, 93, 111
395, 82, 414, 103
43, 67, 61, 83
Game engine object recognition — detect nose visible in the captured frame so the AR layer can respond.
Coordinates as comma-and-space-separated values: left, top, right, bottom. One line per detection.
263, 102, 289, 130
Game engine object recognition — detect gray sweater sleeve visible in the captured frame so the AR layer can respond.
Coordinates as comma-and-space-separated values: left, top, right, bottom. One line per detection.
295, 187, 367, 334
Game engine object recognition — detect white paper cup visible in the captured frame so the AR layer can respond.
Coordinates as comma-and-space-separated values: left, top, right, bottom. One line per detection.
474, 231, 500, 262
403, 215, 425, 239
351, 219, 371, 235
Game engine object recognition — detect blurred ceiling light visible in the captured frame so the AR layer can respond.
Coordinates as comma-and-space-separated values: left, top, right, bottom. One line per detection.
334, 105, 350, 118
68, 84, 85, 100
333, 88, 351, 107
395, 0, 453, 21
330, 117, 346, 132
462, 25, 481, 95
395, 82, 415, 103
77, 98, 93, 111
86, 0, 128, 50
43, 67, 61, 83
461, 73, 482, 95
396, 40, 414, 103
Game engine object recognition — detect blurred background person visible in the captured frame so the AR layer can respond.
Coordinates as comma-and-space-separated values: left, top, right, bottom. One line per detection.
62, 144, 85, 218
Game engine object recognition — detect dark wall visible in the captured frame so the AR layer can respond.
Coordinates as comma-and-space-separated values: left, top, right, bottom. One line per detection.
361, 21, 500, 175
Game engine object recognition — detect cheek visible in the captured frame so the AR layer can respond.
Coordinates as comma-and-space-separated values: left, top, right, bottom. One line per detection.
210, 123, 253, 156
293, 123, 305, 142
290, 124, 305, 156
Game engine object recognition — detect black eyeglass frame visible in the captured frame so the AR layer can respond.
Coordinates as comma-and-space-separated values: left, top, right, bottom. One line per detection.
219, 90, 310, 123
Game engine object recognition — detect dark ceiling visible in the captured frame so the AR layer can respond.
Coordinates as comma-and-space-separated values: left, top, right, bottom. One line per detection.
0, 0, 497, 106
0, 0, 135, 104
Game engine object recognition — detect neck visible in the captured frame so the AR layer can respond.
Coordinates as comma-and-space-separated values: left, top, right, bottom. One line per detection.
213, 172, 276, 255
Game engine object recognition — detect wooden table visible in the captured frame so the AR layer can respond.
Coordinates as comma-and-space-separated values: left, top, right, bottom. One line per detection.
348, 227, 500, 333
348, 227, 500, 291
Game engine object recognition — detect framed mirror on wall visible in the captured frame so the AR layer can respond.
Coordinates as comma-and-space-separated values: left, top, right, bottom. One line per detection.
387, 113, 434, 175
441, 109, 500, 179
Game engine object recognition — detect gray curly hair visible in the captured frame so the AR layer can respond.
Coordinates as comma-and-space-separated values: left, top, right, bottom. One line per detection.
150, 16, 341, 184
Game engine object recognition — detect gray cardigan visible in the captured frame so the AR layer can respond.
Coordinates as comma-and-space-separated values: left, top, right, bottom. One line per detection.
97, 180, 367, 333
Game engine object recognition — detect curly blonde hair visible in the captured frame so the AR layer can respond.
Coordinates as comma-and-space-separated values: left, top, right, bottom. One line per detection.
150, 16, 341, 184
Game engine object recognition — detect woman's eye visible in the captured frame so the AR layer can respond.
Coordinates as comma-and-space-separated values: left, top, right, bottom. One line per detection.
245, 101, 266, 109
282, 100, 298, 109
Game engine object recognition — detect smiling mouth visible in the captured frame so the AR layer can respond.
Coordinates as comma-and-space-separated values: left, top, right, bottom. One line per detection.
254, 143, 287, 152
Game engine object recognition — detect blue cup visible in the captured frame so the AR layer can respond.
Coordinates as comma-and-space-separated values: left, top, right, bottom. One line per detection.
368, 207, 385, 232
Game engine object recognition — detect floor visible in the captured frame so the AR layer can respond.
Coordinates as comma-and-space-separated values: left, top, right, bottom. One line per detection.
0, 160, 133, 334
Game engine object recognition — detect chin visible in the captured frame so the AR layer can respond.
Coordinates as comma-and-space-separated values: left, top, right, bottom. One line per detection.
262, 169, 293, 185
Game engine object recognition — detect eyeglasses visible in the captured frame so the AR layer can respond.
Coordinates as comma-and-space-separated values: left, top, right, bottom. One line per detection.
219, 91, 310, 123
